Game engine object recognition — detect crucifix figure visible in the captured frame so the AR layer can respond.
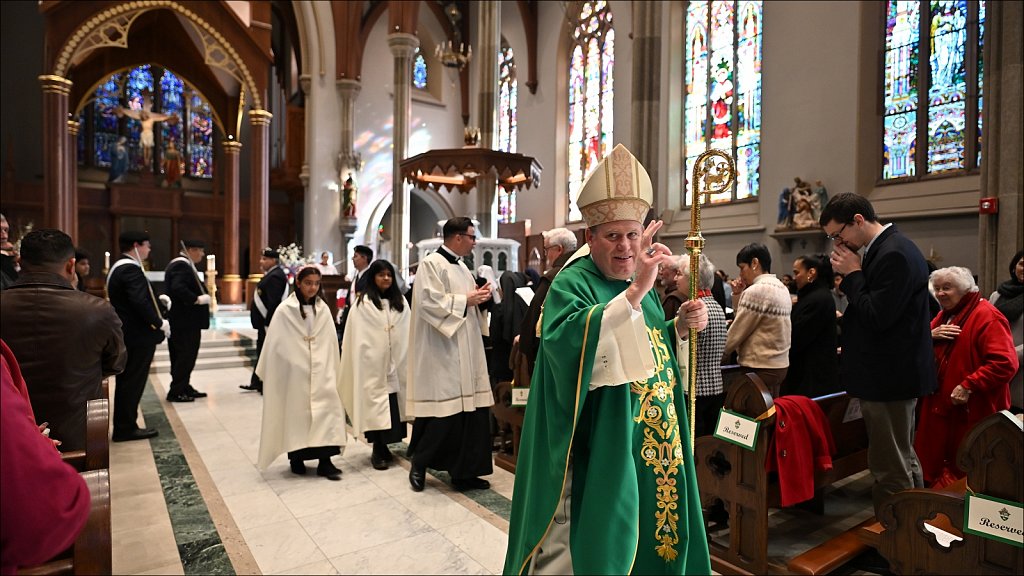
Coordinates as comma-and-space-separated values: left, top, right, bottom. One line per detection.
116, 97, 179, 167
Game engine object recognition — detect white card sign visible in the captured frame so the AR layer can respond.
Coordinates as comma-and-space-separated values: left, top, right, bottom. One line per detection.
964, 493, 1024, 548
511, 387, 530, 407
843, 398, 863, 423
713, 409, 761, 451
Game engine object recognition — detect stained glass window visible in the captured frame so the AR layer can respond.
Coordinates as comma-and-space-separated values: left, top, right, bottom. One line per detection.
567, 0, 613, 222
497, 42, 518, 224
189, 91, 214, 178
92, 74, 122, 168
87, 65, 216, 180
413, 50, 427, 89
683, 0, 762, 205
882, 0, 984, 180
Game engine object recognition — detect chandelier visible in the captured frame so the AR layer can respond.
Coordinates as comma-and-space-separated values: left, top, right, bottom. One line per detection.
435, 40, 472, 69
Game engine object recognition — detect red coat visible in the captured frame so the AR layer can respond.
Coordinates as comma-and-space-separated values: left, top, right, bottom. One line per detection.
915, 297, 1018, 485
767, 395, 835, 507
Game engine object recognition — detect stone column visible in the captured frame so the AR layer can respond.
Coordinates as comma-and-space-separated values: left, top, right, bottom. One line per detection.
221, 140, 243, 305
387, 33, 419, 273
67, 117, 80, 241
631, 1, 663, 213
978, 0, 1023, 294
337, 79, 363, 268
249, 109, 273, 278
476, 1, 501, 238
39, 75, 73, 232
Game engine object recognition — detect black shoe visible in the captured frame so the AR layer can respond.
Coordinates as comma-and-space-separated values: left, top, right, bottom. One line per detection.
409, 463, 426, 492
290, 459, 307, 475
317, 461, 342, 481
451, 477, 491, 491
371, 453, 389, 471
112, 427, 159, 442
382, 446, 395, 462
239, 384, 262, 392
187, 387, 207, 398
166, 392, 195, 403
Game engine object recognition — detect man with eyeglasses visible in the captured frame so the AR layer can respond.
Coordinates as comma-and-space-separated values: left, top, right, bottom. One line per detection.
517, 228, 578, 372
406, 217, 494, 493
820, 192, 936, 516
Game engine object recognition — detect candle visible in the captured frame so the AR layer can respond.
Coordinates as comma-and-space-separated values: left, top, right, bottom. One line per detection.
207, 254, 216, 272
104, 251, 110, 270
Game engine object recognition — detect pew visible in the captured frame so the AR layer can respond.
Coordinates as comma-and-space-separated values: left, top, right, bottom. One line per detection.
858, 411, 1024, 575
60, 398, 109, 473
694, 372, 870, 575
19, 468, 113, 575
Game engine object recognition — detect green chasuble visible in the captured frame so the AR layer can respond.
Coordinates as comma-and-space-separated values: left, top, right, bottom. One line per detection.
504, 256, 711, 575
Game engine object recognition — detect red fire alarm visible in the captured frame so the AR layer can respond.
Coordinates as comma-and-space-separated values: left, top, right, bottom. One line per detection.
980, 197, 999, 214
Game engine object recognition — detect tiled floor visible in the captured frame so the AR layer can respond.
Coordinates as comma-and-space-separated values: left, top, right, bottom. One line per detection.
110, 329, 879, 575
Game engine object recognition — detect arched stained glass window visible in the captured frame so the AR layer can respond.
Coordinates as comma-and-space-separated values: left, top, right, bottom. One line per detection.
412, 50, 428, 89
683, 0, 762, 205
85, 65, 216, 180
497, 42, 518, 224
882, 0, 985, 180
567, 0, 613, 223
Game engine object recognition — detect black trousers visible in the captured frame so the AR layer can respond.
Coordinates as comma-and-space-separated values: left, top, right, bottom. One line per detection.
168, 326, 201, 396
250, 328, 266, 387
114, 342, 156, 433
364, 392, 407, 445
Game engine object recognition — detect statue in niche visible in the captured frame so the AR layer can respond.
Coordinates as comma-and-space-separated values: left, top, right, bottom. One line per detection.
108, 136, 128, 184
342, 173, 357, 219
162, 140, 183, 188
789, 177, 817, 229
777, 187, 793, 227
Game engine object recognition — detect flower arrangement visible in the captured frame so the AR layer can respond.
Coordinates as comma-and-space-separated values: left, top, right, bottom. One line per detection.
274, 243, 314, 284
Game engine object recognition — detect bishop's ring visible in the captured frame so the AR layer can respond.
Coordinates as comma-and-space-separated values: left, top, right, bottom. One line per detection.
645, 247, 656, 256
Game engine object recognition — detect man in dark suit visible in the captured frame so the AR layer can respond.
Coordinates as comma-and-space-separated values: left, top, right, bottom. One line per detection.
337, 244, 373, 341
107, 230, 167, 442
164, 239, 211, 402
821, 193, 936, 514
241, 249, 287, 393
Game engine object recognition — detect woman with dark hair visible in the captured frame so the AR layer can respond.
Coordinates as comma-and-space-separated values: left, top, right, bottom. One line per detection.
989, 250, 1023, 412
256, 266, 347, 480
782, 253, 840, 397
340, 260, 410, 470
723, 243, 792, 395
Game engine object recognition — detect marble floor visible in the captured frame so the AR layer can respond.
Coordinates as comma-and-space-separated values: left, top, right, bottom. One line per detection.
109, 329, 879, 575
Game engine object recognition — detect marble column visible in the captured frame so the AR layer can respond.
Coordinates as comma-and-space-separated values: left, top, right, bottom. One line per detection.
67, 117, 80, 241
221, 140, 243, 305
39, 75, 73, 232
248, 109, 272, 279
387, 33, 419, 273
337, 79, 363, 268
978, 0, 1023, 294
630, 1, 663, 213
476, 1, 500, 238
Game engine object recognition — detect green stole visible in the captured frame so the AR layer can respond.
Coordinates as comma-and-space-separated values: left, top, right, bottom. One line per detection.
504, 256, 711, 575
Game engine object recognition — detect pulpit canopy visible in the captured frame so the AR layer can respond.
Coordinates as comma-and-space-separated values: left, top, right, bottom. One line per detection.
400, 148, 543, 194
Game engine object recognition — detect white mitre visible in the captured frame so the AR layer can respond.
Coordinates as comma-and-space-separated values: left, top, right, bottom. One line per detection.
578, 143, 653, 227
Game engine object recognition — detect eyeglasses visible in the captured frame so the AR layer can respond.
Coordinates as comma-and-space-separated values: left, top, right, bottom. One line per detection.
542, 245, 555, 253
825, 222, 848, 242
460, 233, 477, 241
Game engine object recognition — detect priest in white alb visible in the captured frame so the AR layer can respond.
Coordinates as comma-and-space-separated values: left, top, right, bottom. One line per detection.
406, 216, 495, 493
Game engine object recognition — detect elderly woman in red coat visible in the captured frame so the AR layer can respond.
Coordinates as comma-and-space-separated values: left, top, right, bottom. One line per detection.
915, 266, 1018, 488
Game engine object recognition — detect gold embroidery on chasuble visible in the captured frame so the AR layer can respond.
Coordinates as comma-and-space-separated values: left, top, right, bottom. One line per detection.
630, 326, 684, 562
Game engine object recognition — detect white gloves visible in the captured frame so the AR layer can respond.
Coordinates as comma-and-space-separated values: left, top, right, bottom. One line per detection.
196, 294, 212, 305
161, 319, 171, 339
158, 294, 172, 311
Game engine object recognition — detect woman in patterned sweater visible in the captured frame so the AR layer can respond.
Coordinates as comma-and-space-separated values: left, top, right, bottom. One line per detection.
723, 243, 792, 396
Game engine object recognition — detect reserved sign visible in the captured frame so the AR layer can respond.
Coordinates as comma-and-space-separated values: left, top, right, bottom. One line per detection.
964, 493, 1024, 548
713, 409, 760, 451
511, 387, 530, 407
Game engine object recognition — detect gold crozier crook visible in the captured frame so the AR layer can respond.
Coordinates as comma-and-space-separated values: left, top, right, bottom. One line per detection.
685, 149, 735, 454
